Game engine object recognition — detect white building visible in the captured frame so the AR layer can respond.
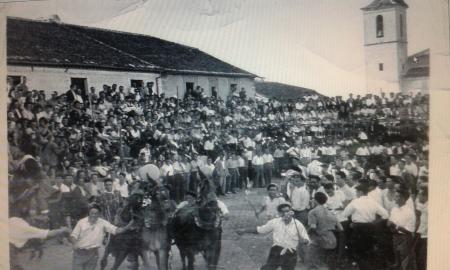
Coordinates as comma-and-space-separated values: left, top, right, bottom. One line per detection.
361, 0, 429, 94
7, 17, 257, 99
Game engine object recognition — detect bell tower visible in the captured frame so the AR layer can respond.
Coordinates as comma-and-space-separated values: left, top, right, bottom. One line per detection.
362, 0, 408, 93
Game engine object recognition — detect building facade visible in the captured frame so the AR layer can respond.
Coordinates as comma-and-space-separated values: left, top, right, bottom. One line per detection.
7, 17, 257, 99
361, 0, 429, 94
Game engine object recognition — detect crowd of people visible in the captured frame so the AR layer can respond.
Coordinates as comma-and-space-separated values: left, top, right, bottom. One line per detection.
7, 76, 428, 270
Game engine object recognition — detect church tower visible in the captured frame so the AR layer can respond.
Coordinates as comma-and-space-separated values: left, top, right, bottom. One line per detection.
362, 0, 408, 93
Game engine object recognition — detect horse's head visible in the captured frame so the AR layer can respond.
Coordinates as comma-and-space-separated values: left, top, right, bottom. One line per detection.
195, 193, 221, 230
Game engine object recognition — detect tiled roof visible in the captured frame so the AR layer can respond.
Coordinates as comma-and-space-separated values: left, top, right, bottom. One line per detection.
403, 49, 430, 78
255, 81, 321, 101
7, 18, 157, 71
361, 0, 408, 11
7, 17, 256, 78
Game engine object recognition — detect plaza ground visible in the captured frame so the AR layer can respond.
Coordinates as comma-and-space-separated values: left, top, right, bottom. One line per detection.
19, 181, 337, 270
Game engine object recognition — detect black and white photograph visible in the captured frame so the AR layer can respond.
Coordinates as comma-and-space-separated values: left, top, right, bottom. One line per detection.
2, 0, 449, 269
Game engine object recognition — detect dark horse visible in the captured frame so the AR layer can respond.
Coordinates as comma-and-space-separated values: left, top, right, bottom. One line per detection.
100, 179, 175, 270
172, 178, 223, 270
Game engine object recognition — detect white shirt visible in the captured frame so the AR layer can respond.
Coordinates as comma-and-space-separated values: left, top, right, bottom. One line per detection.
263, 154, 274, 164
416, 201, 428, 238
339, 185, 356, 201
342, 196, 389, 223
389, 204, 416, 233
389, 165, 401, 176
368, 187, 383, 206
381, 190, 397, 214
405, 163, 418, 177
252, 155, 265, 166
355, 147, 370, 156
52, 183, 70, 193
307, 160, 323, 176
113, 181, 129, 198
9, 217, 49, 248
71, 217, 118, 249
326, 190, 347, 222
288, 186, 310, 211
204, 140, 215, 151
257, 217, 310, 251
262, 196, 287, 219
237, 157, 247, 167
160, 164, 174, 177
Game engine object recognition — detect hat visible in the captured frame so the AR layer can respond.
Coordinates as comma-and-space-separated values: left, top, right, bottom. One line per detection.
266, 183, 279, 190
276, 202, 292, 212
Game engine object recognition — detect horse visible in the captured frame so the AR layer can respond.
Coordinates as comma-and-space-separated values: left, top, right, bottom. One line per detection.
172, 178, 223, 270
99, 188, 150, 270
100, 180, 175, 270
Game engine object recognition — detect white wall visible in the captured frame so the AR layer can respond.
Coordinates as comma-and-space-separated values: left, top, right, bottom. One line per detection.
162, 74, 255, 99
7, 65, 256, 99
365, 43, 405, 92
401, 77, 429, 94
7, 65, 159, 96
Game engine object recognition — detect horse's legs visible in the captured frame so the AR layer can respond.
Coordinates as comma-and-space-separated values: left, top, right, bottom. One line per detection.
179, 249, 187, 270
210, 238, 221, 270
155, 249, 170, 270
100, 245, 110, 270
110, 251, 128, 270
154, 251, 161, 269
140, 250, 151, 270
187, 251, 195, 270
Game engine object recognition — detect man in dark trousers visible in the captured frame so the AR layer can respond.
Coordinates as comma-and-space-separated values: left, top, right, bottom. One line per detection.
237, 203, 310, 270
341, 182, 389, 270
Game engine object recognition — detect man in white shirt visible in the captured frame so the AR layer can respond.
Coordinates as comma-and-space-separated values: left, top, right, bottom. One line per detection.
263, 149, 274, 185
273, 145, 285, 177
386, 188, 416, 269
335, 171, 356, 202
9, 205, 70, 270
404, 154, 418, 178
252, 150, 265, 188
323, 183, 346, 222
367, 179, 383, 207
256, 184, 287, 221
416, 186, 428, 270
113, 173, 129, 199
307, 159, 323, 177
355, 142, 370, 157
341, 183, 389, 270
70, 205, 134, 270
139, 143, 152, 163
237, 203, 310, 270
287, 175, 310, 226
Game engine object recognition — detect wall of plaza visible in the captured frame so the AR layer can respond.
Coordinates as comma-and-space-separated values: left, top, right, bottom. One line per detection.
7, 65, 255, 99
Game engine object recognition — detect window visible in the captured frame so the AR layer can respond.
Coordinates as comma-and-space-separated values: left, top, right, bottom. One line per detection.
130, 79, 143, 88
376, 15, 384, 38
7, 75, 22, 87
379, 63, 384, 71
70, 77, 87, 96
230, 84, 237, 93
186, 82, 195, 97
400, 14, 403, 38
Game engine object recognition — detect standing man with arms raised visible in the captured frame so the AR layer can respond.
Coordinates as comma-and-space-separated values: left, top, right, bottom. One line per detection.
237, 202, 310, 270
70, 204, 135, 270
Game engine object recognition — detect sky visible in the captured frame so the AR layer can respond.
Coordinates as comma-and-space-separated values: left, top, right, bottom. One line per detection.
3, 0, 449, 96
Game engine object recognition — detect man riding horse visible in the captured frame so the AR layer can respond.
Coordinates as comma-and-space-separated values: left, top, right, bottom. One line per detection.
172, 170, 224, 270
100, 165, 176, 270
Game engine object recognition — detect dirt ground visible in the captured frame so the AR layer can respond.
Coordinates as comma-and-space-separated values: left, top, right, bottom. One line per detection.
17, 182, 333, 270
